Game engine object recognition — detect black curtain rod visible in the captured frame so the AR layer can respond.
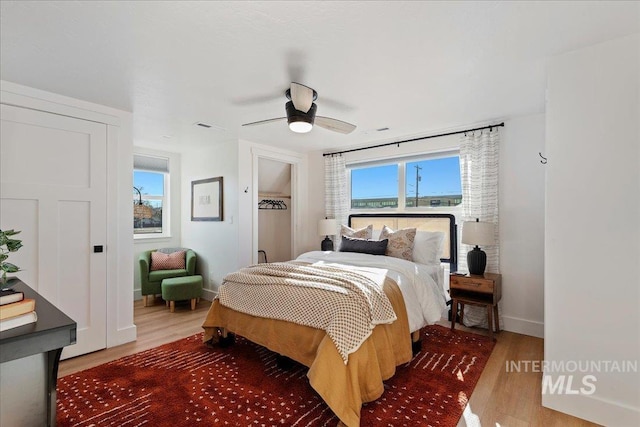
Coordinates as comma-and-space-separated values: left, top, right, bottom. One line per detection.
323, 122, 505, 157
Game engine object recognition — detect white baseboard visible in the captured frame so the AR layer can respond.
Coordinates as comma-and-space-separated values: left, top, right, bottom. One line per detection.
543, 391, 640, 426
502, 315, 544, 338
202, 288, 217, 301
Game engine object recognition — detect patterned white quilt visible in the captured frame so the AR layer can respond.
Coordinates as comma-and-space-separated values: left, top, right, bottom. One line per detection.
218, 262, 396, 363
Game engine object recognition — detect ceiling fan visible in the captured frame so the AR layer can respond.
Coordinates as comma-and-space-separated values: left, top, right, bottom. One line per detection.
242, 83, 356, 134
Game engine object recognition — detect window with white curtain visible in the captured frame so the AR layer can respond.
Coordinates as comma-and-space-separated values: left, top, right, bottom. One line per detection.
133, 154, 170, 238
348, 152, 462, 211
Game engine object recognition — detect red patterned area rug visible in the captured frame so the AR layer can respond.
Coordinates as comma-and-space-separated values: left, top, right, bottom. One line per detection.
57, 325, 494, 426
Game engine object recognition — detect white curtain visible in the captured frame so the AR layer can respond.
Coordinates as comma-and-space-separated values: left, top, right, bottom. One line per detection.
324, 155, 349, 243
458, 128, 501, 327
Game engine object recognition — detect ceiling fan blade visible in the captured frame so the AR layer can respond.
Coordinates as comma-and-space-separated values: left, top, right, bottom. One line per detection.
231, 92, 282, 106
242, 117, 287, 127
314, 116, 357, 134
290, 82, 314, 113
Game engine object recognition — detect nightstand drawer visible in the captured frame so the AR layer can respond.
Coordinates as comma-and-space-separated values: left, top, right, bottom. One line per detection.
450, 276, 494, 293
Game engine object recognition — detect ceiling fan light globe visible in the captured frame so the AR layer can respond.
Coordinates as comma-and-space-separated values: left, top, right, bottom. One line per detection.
289, 121, 313, 133
285, 101, 316, 133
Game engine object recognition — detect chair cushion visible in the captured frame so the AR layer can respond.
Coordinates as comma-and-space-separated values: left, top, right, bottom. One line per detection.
149, 269, 188, 282
162, 275, 203, 301
151, 251, 186, 271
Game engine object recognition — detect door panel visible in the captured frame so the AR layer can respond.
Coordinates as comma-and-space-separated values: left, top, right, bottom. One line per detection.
0, 199, 39, 287
0, 104, 107, 359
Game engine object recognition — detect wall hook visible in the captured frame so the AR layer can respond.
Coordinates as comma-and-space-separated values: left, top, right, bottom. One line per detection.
244, 187, 249, 193
539, 152, 547, 164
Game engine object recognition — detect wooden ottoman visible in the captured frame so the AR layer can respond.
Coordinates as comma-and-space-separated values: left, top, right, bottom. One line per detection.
161, 275, 203, 312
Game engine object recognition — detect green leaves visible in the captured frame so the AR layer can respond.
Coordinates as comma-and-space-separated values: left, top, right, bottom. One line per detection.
0, 229, 22, 279
0, 229, 22, 251
5, 238, 22, 252
0, 262, 19, 273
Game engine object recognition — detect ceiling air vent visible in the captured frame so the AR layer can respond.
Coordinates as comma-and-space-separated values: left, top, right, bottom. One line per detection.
193, 122, 226, 131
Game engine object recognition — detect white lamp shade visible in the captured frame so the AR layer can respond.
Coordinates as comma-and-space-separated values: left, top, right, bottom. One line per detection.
462, 220, 495, 246
318, 219, 337, 236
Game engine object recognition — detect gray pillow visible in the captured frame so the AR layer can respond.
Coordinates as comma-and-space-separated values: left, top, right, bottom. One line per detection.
157, 247, 189, 254
339, 236, 388, 256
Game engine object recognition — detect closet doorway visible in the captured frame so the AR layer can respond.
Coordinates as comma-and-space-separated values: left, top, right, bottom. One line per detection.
257, 158, 292, 263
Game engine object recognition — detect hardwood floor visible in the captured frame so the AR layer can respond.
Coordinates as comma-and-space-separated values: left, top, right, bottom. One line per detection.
59, 299, 600, 427
58, 297, 211, 377
433, 319, 601, 427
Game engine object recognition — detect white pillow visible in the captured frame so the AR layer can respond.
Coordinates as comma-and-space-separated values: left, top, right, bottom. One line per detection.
340, 224, 373, 239
412, 230, 445, 265
338, 224, 373, 250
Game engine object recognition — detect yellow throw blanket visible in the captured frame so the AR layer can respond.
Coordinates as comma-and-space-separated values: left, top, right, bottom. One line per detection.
203, 269, 412, 427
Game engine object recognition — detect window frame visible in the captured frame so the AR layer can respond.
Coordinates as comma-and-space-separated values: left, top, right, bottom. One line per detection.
347, 150, 462, 214
133, 155, 171, 240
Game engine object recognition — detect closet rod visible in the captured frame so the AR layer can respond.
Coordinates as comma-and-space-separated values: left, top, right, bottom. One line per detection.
322, 122, 504, 157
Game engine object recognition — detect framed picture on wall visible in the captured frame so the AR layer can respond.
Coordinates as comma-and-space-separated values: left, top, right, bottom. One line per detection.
191, 177, 223, 221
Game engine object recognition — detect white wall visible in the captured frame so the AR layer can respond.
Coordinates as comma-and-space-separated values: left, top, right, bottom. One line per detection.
0, 80, 136, 348
499, 114, 545, 337
305, 152, 327, 252
180, 140, 239, 299
180, 139, 313, 299
305, 115, 546, 338
132, 147, 182, 300
237, 140, 310, 270
544, 34, 639, 425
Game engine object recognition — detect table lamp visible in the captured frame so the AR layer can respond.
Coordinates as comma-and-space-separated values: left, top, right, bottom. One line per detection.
461, 218, 495, 275
318, 218, 337, 251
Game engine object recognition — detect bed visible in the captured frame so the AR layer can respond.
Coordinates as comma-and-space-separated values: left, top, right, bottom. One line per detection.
202, 213, 457, 427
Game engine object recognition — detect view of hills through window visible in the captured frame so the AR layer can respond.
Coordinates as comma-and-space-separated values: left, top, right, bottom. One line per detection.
351, 156, 462, 209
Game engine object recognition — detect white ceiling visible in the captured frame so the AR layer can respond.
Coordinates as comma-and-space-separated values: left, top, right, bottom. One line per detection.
1, 1, 638, 154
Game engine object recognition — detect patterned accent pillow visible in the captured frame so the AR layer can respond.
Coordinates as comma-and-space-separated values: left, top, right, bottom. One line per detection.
379, 226, 417, 261
150, 250, 186, 271
340, 224, 373, 240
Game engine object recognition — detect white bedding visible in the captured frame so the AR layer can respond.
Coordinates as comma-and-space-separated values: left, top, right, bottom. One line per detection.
296, 251, 447, 333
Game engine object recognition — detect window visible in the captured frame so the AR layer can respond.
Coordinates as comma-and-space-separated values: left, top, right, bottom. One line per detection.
350, 164, 398, 209
404, 157, 462, 208
349, 153, 462, 211
134, 154, 169, 238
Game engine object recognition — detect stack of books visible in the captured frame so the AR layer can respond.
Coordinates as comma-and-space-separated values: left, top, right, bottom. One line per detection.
0, 288, 37, 332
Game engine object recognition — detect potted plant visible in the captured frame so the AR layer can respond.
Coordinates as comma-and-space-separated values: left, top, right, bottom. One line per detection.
0, 229, 22, 285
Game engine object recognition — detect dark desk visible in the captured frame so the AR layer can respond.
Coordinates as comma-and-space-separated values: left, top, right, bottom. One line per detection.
0, 279, 76, 426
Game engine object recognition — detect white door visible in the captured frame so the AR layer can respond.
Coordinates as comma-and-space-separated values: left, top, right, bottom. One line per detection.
0, 104, 107, 359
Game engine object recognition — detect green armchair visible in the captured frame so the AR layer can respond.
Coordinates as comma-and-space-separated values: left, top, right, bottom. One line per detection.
139, 249, 197, 306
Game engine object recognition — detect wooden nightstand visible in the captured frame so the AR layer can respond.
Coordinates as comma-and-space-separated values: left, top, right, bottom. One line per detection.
450, 272, 502, 341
